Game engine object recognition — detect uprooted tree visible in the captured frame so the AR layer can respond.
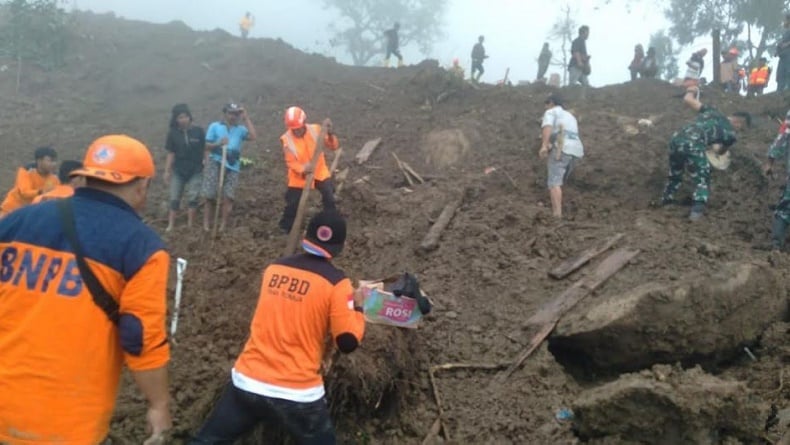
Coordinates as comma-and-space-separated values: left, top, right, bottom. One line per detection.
0, 0, 71, 70
323, 0, 448, 66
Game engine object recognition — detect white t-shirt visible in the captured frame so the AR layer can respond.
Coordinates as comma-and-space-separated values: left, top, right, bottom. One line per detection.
541, 106, 584, 158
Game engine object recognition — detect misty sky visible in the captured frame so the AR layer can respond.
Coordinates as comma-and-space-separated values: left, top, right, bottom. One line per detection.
70, 0, 777, 88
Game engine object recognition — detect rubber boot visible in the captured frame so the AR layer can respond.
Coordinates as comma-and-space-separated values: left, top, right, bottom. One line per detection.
689, 201, 705, 221
771, 216, 788, 250
383, 58, 390, 68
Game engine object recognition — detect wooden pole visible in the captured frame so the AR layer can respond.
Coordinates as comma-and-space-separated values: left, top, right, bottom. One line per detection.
16, 55, 21, 94
284, 125, 328, 255
211, 145, 227, 238
329, 147, 343, 174
712, 28, 721, 86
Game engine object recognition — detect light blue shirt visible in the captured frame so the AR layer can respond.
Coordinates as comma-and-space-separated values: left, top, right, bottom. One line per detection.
206, 121, 250, 172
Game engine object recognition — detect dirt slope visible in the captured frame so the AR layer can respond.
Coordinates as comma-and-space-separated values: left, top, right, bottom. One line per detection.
0, 11, 787, 445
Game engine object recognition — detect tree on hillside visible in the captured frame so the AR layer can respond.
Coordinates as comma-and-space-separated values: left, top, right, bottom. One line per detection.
665, 0, 789, 61
323, 0, 448, 66
648, 30, 680, 80
547, 3, 578, 86
0, 0, 71, 69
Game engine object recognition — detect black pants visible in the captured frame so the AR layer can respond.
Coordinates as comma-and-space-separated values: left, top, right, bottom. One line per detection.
386, 47, 402, 61
471, 60, 484, 79
537, 63, 549, 80
279, 180, 336, 232
190, 382, 336, 445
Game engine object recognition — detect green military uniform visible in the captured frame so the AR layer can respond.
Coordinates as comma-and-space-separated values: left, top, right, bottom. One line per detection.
770, 129, 790, 221
757, 127, 790, 250
662, 105, 737, 204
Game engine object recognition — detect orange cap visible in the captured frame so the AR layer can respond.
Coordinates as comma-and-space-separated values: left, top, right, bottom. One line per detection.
284, 106, 307, 129
71, 135, 155, 184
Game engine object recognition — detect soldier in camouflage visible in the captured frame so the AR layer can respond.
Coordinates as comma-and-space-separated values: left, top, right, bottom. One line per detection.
660, 85, 751, 220
761, 111, 790, 250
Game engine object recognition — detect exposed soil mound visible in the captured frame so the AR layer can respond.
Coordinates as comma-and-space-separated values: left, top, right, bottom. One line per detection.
0, 11, 788, 445
573, 365, 768, 445
550, 261, 787, 377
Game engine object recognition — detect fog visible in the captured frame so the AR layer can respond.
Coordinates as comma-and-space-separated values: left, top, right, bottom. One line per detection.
71, 0, 771, 87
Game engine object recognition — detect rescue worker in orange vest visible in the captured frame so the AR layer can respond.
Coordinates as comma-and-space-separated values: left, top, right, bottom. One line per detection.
190, 210, 366, 444
32, 160, 85, 204
278, 106, 340, 233
748, 57, 771, 97
0, 147, 59, 218
0, 135, 171, 444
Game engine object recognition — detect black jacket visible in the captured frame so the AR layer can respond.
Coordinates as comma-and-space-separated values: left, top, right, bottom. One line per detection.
165, 125, 205, 179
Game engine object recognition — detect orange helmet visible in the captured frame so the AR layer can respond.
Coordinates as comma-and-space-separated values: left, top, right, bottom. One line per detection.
71, 135, 155, 184
284, 106, 306, 129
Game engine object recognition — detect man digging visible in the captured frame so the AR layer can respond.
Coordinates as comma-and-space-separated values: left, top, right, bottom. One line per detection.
659, 85, 750, 221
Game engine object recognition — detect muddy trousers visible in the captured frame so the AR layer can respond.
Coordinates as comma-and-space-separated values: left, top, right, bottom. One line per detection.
771, 179, 790, 248
279, 180, 336, 232
662, 142, 711, 204
189, 382, 335, 445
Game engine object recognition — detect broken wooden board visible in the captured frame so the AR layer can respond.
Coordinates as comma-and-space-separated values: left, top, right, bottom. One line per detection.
392, 152, 414, 186
419, 198, 463, 253
548, 233, 624, 280
356, 137, 382, 164
494, 248, 640, 383
401, 161, 425, 184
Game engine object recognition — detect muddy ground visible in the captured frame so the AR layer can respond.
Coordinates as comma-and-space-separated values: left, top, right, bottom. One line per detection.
0, 12, 787, 444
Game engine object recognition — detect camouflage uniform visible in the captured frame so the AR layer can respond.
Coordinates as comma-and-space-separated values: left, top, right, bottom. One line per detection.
662, 105, 737, 204
768, 131, 790, 223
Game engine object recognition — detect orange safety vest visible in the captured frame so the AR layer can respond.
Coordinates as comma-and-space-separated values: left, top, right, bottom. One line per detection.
280, 124, 339, 189
1, 167, 60, 214
749, 66, 769, 86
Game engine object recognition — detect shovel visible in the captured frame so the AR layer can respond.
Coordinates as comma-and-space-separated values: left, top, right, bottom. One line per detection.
170, 257, 188, 339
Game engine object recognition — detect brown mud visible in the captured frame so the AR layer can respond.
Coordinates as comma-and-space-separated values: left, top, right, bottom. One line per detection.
0, 12, 787, 445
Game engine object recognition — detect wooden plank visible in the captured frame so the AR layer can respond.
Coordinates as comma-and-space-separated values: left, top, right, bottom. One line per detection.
495, 248, 640, 382
419, 198, 462, 252
329, 147, 343, 174
401, 161, 425, 184
548, 233, 624, 280
334, 168, 350, 197
392, 152, 414, 186
356, 137, 382, 164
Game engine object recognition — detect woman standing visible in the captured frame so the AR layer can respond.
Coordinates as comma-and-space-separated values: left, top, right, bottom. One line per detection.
164, 103, 205, 232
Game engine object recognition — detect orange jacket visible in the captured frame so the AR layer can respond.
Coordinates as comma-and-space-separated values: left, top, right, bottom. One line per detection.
32, 184, 75, 204
280, 124, 339, 189
1, 167, 60, 214
234, 254, 365, 397
749, 66, 769, 86
0, 188, 170, 444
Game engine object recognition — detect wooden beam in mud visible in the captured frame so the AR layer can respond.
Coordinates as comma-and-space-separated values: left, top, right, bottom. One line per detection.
419, 198, 463, 253
356, 137, 382, 164
392, 152, 414, 186
548, 233, 624, 280
495, 248, 640, 383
